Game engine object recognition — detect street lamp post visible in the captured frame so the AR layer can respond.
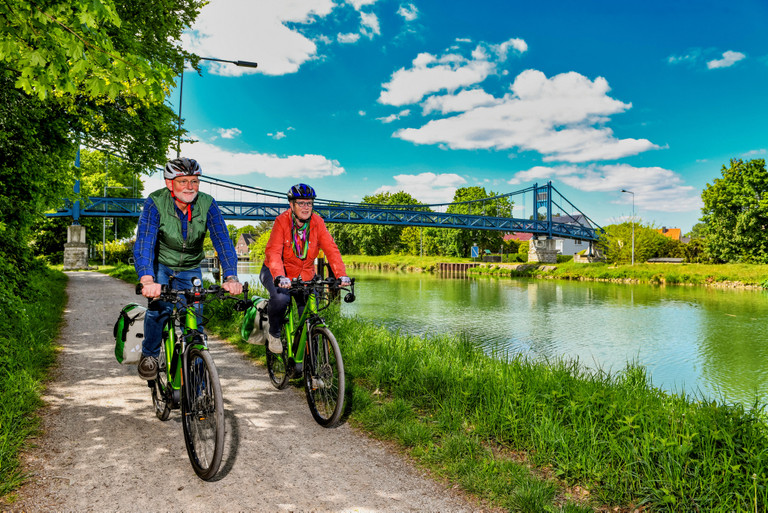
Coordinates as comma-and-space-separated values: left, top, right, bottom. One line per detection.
621, 189, 635, 265
176, 56, 258, 157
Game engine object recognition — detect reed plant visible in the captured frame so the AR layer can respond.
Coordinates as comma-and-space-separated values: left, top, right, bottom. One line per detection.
0, 263, 66, 498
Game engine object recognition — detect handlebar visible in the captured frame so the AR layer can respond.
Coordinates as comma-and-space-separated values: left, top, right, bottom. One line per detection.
275, 275, 356, 304
136, 280, 252, 311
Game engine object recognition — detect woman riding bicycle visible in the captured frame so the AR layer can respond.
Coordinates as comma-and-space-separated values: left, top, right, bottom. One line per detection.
260, 183, 351, 354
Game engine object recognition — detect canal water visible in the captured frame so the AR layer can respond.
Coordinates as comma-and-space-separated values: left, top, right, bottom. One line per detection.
221, 263, 768, 406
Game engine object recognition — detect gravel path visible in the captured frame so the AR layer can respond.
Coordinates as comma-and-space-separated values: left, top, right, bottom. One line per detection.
7, 271, 486, 512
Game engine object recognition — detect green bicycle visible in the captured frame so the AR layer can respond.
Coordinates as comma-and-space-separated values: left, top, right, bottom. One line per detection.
245, 276, 355, 427
137, 277, 248, 480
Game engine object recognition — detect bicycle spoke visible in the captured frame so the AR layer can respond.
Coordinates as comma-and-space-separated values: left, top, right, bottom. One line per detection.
304, 326, 345, 427
181, 348, 224, 480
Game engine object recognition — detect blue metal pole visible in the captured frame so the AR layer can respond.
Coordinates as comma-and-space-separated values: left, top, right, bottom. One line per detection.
73, 145, 81, 224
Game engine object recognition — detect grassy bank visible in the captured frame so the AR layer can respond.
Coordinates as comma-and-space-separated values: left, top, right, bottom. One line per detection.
472, 261, 768, 288
345, 254, 768, 288
343, 254, 470, 273
0, 264, 67, 498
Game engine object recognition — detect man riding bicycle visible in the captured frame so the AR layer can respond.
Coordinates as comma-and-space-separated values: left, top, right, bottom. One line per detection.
260, 183, 351, 354
133, 157, 243, 380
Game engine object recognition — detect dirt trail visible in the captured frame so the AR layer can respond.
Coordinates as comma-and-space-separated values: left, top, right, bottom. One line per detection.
7, 271, 484, 512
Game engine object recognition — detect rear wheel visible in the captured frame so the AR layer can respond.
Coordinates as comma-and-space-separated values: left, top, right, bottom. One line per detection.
266, 328, 290, 389
181, 346, 224, 480
152, 330, 171, 421
304, 326, 345, 427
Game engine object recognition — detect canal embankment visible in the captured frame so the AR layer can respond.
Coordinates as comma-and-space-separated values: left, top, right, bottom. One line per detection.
343, 255, 768, 289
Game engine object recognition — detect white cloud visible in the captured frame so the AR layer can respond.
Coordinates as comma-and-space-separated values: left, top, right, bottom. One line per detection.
377, 109, 411, 123
378, 38, 527, 106
338, 33, 361, 44
508, 164, 700, 212
394, 69, 658, 162
268, 131, 286, 140
374, 172, 467, 204
183, 0, 336, 76
216, 128, 242, 139
421, 88, 499, 115
707, 50, 746, 69
397, 3, 418, 21
174, 137, 345, 179
360, 12, 381, 38
742, 148, 767, 157
667, 50, 701, 66
346, 0, 378, 9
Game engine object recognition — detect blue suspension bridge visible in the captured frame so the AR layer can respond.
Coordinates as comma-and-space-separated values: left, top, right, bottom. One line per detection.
49, 176, 602, 242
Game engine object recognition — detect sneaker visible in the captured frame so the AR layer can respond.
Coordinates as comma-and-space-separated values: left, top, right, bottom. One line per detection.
266, 332, 283, 354
138, 354, 159, 380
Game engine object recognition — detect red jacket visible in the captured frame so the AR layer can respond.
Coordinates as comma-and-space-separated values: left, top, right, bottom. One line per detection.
265, 209, 347, 281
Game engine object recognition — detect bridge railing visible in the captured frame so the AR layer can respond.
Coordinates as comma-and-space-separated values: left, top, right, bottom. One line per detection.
49, 196, 600, 241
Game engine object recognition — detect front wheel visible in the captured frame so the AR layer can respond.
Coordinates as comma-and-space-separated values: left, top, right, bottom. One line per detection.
181, 346, 225, 480
304, 326, 345, 427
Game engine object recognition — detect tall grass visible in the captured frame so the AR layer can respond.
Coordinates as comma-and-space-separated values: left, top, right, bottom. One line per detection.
0, 263, 67, 498
331, 313, 768, 512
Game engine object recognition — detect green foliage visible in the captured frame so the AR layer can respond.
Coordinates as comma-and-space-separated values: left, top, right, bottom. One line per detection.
701, 158, 768, 263
0, 264, 66, 496
599, 221, 670, 264
249, 231, 271, 261
517, 240, 530, 255
437, 187, 511, 257
103, 239, 133, 264
0, 0, 202, 105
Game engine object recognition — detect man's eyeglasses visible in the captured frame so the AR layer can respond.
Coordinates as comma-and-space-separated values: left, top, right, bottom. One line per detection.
176, 179, 200, 187
294, 201, 313, 208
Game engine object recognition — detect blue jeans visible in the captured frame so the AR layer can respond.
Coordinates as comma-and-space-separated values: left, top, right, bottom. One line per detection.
142, 264, 203, 358
259, 265, 305, 338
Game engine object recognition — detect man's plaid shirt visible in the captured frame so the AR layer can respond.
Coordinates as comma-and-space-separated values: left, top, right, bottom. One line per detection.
133, 195, 238, 280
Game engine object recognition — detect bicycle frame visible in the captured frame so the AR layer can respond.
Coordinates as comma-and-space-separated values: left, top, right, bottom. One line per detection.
283, 289, 326, 371
160, 297, 208, 408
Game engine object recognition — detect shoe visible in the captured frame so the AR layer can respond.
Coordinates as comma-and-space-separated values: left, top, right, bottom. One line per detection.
266, 332, 283, 354
138, 354, 159, 380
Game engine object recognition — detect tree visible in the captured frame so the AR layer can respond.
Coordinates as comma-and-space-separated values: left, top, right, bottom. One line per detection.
0, 0, 201, 104
0, 0, 203, 291
701, 159, 768, 263
436, 187, 512, 257
599, 221, 669, 264
327, 191, 425, 256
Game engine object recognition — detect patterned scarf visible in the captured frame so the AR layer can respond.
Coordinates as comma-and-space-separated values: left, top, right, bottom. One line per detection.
291, 213, 310, 259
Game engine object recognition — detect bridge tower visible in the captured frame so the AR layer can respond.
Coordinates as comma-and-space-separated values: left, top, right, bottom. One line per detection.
527, 183, 558, 264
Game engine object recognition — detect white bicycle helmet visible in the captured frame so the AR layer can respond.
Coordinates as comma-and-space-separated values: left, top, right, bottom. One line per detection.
164, 157, 202, 179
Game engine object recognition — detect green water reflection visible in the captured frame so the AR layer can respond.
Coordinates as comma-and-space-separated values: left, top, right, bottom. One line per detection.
231, 265, 768, 405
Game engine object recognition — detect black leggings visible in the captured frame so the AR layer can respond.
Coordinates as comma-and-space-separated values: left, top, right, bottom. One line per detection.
259, 265, 305, 337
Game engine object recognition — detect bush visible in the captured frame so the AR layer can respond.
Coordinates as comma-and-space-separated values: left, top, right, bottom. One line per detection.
103, 239, 133, 264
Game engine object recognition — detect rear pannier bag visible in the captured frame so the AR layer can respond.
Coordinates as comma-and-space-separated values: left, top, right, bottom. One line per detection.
240, 297, 269, 345
113, 303, 146, 364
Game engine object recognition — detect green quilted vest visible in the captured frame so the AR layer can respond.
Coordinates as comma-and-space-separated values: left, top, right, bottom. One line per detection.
149, 188, 214, 271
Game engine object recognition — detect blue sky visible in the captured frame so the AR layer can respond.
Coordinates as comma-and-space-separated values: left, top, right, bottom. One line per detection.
147, 0, 768, 233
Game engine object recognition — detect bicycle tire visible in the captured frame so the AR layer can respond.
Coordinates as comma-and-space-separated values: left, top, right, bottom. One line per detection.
152, 334, 172, 421
304, 326, 345, 427
266, 329, 290, 389
181, 346, 225, 480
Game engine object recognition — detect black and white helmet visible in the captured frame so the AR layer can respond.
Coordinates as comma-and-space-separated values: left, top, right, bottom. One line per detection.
164, 157, 202, 179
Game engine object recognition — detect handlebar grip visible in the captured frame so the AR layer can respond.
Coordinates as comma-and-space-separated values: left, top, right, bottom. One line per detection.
135, 283, 143, 295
